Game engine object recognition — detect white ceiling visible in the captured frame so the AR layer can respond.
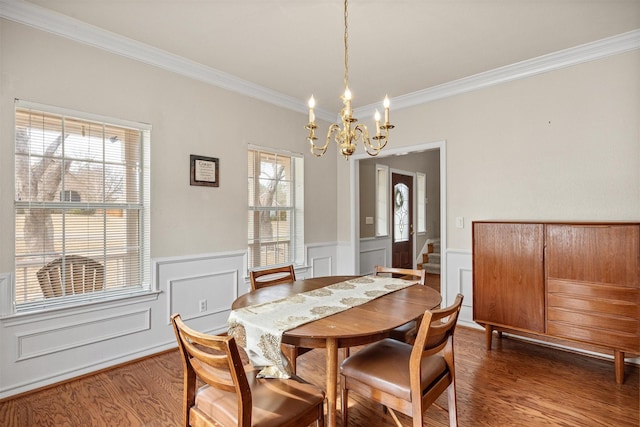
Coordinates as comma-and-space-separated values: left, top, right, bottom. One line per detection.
13, 0, 640, 115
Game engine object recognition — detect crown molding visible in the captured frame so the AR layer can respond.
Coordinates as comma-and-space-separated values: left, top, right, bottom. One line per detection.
0, 0, 312, 115
357, 29, 640, 116
2, 0, 638, 120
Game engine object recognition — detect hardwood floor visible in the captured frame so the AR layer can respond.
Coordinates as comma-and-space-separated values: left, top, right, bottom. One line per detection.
1, 326, 637, 426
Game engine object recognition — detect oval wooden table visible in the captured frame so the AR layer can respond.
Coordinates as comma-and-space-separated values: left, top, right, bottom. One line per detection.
232, 275, 442, 427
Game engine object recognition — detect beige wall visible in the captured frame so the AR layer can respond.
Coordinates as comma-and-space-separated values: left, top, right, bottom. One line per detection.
0, 19, 338, 272
339, 50, 640, 250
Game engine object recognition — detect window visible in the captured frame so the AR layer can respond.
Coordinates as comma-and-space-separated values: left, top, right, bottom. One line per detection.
416, 172, 426, 233
248, 146, 304, 270
375, 164, 389, 237
14, 101, 151, 312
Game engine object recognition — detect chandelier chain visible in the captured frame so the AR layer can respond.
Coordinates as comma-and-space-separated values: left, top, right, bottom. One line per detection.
344, 0, 349, 90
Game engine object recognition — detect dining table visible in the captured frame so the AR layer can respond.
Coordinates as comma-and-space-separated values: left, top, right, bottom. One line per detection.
230, 275, 442, 427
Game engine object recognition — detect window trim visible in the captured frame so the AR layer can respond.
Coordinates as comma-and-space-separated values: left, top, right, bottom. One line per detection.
375, 164, 389, 237
416, 172, 426, 234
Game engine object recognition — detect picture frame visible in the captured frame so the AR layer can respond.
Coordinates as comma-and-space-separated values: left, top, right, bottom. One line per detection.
190, 154, 219, 187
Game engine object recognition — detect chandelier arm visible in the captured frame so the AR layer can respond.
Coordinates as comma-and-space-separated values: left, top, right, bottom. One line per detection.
308, 123, 341, 157
352, 124, 367, 145
308, 123, 332, 157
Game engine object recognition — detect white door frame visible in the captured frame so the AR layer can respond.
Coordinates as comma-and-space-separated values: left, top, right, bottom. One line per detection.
349, 140, 448, 303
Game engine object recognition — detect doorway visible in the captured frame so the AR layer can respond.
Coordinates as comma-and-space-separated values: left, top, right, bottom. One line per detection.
350, 140, 447, 302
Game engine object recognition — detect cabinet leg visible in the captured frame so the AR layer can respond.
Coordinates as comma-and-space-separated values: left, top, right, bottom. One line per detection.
485, 325, 493, 350
614, 350, 625, 384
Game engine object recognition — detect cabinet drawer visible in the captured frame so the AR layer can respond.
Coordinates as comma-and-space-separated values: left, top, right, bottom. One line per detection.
548, 307, 638, 335
548, 279, 639, 301
548, 320, 639, 352
547, 293, 637, 318
547, 278, 640, 351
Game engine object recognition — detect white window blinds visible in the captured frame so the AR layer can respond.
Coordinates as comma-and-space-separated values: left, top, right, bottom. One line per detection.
13, 101, 151, 313
248, 146, 304, 270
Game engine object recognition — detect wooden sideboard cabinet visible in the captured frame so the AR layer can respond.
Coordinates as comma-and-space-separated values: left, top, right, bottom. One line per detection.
472, 221, 640, 383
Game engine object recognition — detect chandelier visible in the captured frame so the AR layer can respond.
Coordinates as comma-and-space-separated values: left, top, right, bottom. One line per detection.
305, 0, 393, 159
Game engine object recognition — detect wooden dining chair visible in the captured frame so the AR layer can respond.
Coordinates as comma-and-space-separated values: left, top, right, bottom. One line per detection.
249, 264, 296, 291
249, 265, 312, 373
340, 294, 464, 427
374, 265, 427, 344
171, 313, 325, 427
36, 255, 104, 298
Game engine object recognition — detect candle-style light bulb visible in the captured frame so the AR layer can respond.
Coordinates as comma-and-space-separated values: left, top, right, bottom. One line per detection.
344, 87, 352, 116
374, 110, 381, 135
383, 96, 390, 124
308, 95, 315, 123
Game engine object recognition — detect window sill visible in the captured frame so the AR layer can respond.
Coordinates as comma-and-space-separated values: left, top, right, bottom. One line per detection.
1, 290, 162, 324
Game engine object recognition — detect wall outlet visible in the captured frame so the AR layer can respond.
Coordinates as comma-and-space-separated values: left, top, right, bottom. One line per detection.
199, 299, 207, 312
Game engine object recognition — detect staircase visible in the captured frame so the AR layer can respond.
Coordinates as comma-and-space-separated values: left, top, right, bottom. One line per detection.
419, 239, 441, 275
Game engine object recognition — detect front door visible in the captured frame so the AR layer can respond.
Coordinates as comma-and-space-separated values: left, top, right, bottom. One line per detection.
391, 173, 413, 269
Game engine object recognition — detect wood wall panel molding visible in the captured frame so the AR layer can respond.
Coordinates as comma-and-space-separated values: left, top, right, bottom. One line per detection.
15, 308, 151, 361
310, 256, 332, 278
167, 270, 239, 322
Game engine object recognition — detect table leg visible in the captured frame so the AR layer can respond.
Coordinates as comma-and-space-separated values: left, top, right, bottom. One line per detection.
614, 349, 625, 384
326, 338, 338, 427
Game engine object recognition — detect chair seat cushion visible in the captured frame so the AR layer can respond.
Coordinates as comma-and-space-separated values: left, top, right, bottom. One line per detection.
194, 366, 324, 427
340, 338, 447, 402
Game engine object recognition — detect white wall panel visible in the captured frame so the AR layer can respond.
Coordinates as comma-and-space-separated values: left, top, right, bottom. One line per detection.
16, 308, 151, 361
445, 249, 476, 328
306, 242, 337, 277
359, 237, 390, 275
168, 270, 238, 322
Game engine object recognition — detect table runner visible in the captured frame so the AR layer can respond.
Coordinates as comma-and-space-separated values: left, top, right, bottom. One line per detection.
227, 275, 418, 378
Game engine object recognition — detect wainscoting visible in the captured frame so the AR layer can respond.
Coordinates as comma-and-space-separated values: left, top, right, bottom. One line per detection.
0, 243, 338, 399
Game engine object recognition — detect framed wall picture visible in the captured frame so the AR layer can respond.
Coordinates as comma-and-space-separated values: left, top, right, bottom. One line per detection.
190, 155, 219, 187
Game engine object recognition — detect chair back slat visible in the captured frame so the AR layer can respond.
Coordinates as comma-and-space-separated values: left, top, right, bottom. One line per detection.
374, 265, 426, 285
172, 314, 248, 395
411, 294, 464, 374
249, 265, 296, 290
